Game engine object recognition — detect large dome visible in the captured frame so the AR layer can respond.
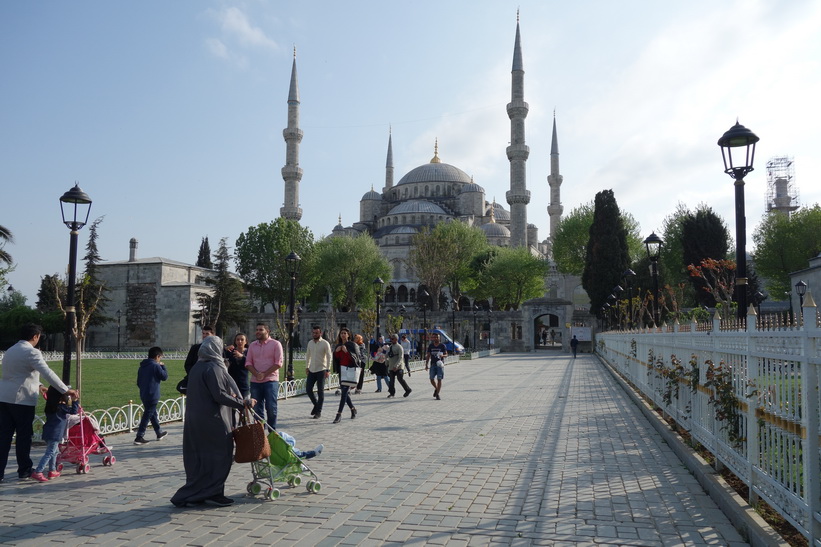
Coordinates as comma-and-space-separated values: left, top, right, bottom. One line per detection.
396, 162, 472, 186
481, 222, 511, 238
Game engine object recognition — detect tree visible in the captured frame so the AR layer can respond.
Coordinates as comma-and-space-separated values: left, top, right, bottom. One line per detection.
582, 190, 631, 313
553, 202, 643, 276
687, 258, 736, 320
0, 287, 26, 313
0, 224, 13, 267
552, 202, 593, 275
196, 237, 213, 269
474, 247, 546, 310
659, 203, 690, 297
309, 233, 391, 312
682, 206, 731, 307
37, 274, 65, 312
193, 237, 250, 336
234, 218, 315, 312
753, 205, 821, 296
439, 221, 488, 307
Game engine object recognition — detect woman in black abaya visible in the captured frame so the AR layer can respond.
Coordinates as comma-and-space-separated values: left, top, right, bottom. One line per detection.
171, 336, 249, 507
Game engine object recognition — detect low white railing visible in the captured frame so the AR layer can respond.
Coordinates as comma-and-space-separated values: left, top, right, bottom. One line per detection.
596, 302, 821, 545
31, 356, 455, 438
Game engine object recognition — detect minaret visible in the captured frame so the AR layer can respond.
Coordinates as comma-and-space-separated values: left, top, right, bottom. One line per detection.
280, 47, 303, 221
505, 13, 530, 247
547, 111, 564, 242
383, 127, 394, 193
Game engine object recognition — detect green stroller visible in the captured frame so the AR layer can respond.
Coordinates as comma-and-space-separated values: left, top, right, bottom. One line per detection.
246, 430, 321, 500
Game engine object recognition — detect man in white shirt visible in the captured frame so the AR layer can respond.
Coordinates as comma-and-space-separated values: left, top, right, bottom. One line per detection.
400, 334, 412, 375
304, 326, 332, 419
0, 323, 78, 481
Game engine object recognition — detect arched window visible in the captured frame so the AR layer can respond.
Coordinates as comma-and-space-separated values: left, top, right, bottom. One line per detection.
414, 186, 418, 197
397, 285, 408, 302
385, 285, 396, 303
435, 184, 440, 196
424, 185, 429, 196
409, 288, 416, 303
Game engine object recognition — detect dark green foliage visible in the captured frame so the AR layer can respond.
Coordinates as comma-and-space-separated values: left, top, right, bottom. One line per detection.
196, 237, 213, 269
0, 224, 13, 267
753, 205, 821, 296
681, 206, 731, 307
36, 274, 65, 312
194, 237, 249, 336
582, 190, 631, 313
80, 217, 110, 327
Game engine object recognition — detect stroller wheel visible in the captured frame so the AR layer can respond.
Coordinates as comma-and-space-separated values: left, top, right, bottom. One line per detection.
309, 481, 321, 493
264, 488, 280, 501
83, 464, 91, 474
291, 475, 302, 487
250, 482, 262, 496
103, 456, 111, 466
55, 463, 64, 473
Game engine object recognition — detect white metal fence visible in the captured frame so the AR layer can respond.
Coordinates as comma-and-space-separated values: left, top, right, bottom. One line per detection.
595, 301, 821, 546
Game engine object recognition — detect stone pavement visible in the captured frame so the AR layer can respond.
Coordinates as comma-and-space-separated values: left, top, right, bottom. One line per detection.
0, 353, 757, 546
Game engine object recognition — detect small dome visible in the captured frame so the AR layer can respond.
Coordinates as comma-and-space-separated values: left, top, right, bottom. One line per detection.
481, 222, 510, 238
387, 226, 418, 235
487, 203, 511, 221
361, 189, 381, 201
388, 200, 447, 215
527, 223, 538, 229
460, 182, 484, 194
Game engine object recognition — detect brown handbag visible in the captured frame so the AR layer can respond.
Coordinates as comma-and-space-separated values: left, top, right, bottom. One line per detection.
233, 408, 271, 463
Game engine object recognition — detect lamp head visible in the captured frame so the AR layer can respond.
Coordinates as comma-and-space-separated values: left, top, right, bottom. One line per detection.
285, 251, 301, 277
795, 280, 808, 297
59, 183, 92, 231
718, 121, 759, 180
643, 232, 663, 261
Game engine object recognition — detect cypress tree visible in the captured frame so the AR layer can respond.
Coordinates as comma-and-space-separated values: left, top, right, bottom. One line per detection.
582, 190, 630, 313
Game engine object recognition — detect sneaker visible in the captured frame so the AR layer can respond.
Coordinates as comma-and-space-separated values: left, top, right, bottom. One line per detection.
156, 431, 168, 441
47, 471, 61, 479
314, 444, 323, 456
30, 472, 48, 483
312, 412, 321, 419
435, 393, 441, 400
204, 495, 234, 507
404, 389, 412, 398
134, 436, 150, 445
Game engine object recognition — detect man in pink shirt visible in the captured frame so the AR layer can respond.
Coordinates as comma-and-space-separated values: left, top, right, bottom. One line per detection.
245, 323, 283, 430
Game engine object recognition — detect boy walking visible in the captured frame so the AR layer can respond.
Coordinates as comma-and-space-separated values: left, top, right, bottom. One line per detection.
135, 346, 169, 445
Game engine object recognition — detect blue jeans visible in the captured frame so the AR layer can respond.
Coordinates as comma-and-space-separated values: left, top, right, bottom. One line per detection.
35, 440, 60, 473
305, 371, 325, 414
0, 402, 35, 480
251, 381, 279, 430
136, 400, 162, 438
375, 375, 389, 391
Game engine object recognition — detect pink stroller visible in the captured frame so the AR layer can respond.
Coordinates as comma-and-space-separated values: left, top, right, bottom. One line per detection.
57, 407, 116, 474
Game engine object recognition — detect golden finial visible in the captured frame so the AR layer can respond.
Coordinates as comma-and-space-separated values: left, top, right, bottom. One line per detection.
490, 198, 497, 223
430, 138, 441, 163
293, 45, 297, 59
517, 8, 520, 23
338, 214, 342, 225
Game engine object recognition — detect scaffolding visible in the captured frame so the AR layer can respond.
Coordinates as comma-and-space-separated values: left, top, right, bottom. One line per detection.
765, 156, 799, 216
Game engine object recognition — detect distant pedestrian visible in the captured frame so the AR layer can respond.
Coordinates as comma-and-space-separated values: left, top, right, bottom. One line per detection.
570, 335, 579, 358
354, 334, 367, 394
30, 387, 80, 482
224, 333, 249, 398
369, 336, 390, 392
425, 333, 448, 400
331, 328, 359, 424
134, 346, 170, 445
541, 330, 547, 346
550, 329, 556, 346
0, 323, 78, 482
305, 326, 332, 419
400, 334, 412, 375
245, 323, 283, 431
177, 325, 214, 394
386, 334, 411, 398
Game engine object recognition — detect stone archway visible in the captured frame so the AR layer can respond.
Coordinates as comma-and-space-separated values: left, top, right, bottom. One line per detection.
533, 313, 560, 349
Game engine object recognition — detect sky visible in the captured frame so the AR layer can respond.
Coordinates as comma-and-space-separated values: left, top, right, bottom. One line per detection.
2, 0, 820, 305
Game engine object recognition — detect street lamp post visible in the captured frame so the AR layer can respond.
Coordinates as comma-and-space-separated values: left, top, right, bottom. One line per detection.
59, 183, 92, 384
374, 277, 385, 341
786, 291, 794, 325
718, 121, 759, 320
451, 298, 457, 353
644, 232, 663, 327
116, 309, 122, 355
419, 289, 429, 348
486, 306, 492, 349
612, 286, 623, 329
285, 251, 301, 382
623, 269, 636, 329
796, 280, 807, 323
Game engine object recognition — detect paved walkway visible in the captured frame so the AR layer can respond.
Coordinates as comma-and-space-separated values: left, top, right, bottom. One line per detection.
0, 353, 752, 546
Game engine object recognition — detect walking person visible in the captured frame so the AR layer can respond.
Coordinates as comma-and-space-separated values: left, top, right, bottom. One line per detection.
425, 332, 448, 401
369, 336, 390, 392
570, 335, 579, 358
134, 346, 169, 445
331, 328, 358, 424
0, 323, 78, 482
305, 326, 332, 419
400, 334, 412, 375
353, 334, 367, 394
386, 334, 411, 398
171, 336, 251, 508
224, 333, 249, 398
245, 323, 283, 431
30, 386, 80, 482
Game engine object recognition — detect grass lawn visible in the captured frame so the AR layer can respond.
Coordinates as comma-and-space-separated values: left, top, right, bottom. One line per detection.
37, 358, 307, 414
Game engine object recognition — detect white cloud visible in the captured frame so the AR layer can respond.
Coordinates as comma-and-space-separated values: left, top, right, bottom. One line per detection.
216, 6, 277, 50
205, 37, 228, 59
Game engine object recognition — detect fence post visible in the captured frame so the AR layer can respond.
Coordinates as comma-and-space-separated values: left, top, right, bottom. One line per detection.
745, 304, 760, 506
799, 291, 820, 543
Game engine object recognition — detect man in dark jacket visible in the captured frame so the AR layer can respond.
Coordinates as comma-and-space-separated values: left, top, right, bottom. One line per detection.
135, 346, 169, 445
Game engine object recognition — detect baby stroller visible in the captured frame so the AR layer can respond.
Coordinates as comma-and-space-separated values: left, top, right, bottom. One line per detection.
245, 413, 321, 500
57, 408, 116, 474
